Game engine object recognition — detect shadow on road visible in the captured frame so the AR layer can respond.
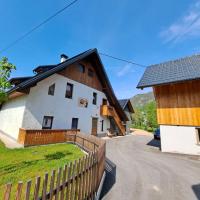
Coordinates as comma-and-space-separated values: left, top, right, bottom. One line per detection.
192, 184, 200, 200
100, 158, 116, 199
146, 139, 161, 150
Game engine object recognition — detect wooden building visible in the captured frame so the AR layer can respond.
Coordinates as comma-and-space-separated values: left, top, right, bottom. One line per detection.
137, 54, 200, 155
118, 99, 134, 133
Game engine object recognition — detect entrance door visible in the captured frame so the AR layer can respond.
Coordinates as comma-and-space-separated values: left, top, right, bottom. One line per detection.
91, 118, 98, 136
102, 99, 107, 105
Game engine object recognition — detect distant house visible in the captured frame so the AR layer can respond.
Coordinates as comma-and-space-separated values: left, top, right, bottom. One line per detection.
137, 54, 200, 155
118, 99, 134, 133
0, 49, 128, 142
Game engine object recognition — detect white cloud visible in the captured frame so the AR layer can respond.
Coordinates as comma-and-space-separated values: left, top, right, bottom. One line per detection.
116, 64, 134, 77
160, 0, 200, 43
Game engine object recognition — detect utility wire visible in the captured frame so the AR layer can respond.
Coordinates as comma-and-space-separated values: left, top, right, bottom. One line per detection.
99, 52, 147, 68
0, 0, 79, 54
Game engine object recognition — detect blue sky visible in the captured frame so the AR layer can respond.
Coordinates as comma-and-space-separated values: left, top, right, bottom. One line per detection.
1, 0, 200, 99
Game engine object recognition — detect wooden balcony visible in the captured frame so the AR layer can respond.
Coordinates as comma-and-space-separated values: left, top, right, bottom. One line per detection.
100, 105, 115, 117
100, 105, 126, 136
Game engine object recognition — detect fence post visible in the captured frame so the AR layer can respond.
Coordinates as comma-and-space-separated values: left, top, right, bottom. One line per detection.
83, 138, 85, 149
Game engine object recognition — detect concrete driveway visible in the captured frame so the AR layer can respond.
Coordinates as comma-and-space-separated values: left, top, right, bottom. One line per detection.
101, 135, 200, 200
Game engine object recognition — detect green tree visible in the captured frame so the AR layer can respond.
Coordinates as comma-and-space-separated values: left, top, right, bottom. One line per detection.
132, 101, 158, 132
0, 57, 16, 103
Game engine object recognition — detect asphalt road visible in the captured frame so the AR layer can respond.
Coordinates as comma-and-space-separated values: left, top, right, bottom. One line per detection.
101, 135, 200, 200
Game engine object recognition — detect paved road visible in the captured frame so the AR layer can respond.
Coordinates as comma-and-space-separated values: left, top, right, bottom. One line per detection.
101, 135, 200, 200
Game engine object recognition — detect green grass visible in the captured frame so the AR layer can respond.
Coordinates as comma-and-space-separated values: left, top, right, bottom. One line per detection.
0, 141, 84, 198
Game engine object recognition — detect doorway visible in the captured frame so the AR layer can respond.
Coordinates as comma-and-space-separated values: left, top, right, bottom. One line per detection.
102, 99, 107, 105
91, 117, 98, 136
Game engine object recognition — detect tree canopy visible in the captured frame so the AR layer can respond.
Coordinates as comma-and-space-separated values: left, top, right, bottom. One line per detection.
0, 57, 16, 103
132, 101, 158, 132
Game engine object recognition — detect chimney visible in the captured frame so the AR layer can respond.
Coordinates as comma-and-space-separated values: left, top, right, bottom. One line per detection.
60, 54, 68, 63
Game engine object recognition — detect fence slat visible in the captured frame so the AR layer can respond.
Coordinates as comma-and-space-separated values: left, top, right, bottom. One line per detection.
88, 154, 92, 199
49, 170, 56, 200
25, 180, 31, 200
15, 182, 23, 200
65, 162, 72, 200
34, 176, 41, 200
75, 159, 81, 199
55, 167, 62, 200
78, 158, 83, 200
90, 154, 95, 200
60, 165, 67, 200
85, 155, 90, 199
4, 183, 12, 200
70, 160, 76, 200
42, 173, 48, 200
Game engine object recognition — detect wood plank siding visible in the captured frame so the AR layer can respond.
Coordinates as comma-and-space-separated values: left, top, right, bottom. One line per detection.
58, 61, 103, 92
153, 79, 200, 126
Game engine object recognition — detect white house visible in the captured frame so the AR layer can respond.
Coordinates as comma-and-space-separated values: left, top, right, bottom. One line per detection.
137, 54, 200, 155
0, 49, 128, 142
118, 99, 134, 133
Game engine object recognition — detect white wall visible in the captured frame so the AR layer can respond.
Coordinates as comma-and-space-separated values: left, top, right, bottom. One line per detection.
0, 95, 27, 140
160, 125, 200, 155
124, 109, 131, 133
22, 74, 110, 135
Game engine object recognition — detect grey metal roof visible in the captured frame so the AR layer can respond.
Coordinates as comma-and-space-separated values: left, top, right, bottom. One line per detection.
137, 54, 200, 88
118, 99, 129, 110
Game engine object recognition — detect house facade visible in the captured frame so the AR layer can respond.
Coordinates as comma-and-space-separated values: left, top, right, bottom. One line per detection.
118, 99, 134, 133
0, 49, 128, 141
137, 54, 200, 155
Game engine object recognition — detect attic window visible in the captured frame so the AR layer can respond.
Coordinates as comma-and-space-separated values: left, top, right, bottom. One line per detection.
48, 84, 55, 96
65, 83, 73, 99
78, 64, 85, 73
88, 69, 94, 77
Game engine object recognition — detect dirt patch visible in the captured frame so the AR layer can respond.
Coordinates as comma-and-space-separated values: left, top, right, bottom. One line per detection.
130, 128, 153, 136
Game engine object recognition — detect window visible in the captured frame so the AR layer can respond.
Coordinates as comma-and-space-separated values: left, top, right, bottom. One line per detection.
42, 116, 53, 129
71, 118, 78, 129
101, 120, 104, 132
77, 64, 85, 73
48, 83, 55, 96
93, 92, 97, 105
196, 128, 200, 144
88, 69, 94, 77
65, 83, 73, 99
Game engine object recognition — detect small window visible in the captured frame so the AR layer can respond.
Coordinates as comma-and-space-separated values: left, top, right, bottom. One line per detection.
93, 92, 97, 105
42, 116, 53, 129
196, 128, 200, 144
71, 118, 78, 129
88, 69, 94, 77
101, 120, 104, 132
77, 64, 85, 73
65, 83, 73, 99
48, 84, 55, 96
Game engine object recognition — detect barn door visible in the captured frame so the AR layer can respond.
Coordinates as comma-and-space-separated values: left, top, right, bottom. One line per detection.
91, 118, 98, 136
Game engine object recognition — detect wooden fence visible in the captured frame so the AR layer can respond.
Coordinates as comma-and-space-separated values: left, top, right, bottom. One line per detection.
18, 129, 80, 146
3, 131, 106, 200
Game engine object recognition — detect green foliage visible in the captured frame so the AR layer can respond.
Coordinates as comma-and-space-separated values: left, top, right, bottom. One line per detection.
0, 57, 16, 103
132, 101, 158, 132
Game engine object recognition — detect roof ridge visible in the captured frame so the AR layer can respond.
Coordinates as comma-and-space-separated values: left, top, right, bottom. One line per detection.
149, 53, 200, 68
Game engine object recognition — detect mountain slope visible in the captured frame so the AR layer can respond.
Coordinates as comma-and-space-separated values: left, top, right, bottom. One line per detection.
131, 91, 154, 108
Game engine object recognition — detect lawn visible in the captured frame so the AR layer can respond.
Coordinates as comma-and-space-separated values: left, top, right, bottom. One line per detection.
0, 140, 84, 198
